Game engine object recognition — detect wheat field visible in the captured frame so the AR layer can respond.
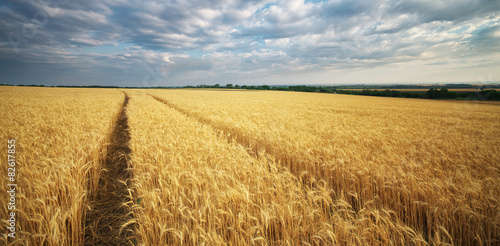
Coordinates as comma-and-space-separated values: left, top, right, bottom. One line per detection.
127, 90, 422, 245
146, 89, 500, 245
0, 87, 124, 245
1, 86, 499, 245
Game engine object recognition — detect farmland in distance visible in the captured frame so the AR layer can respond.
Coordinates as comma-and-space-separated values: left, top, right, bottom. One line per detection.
1, 86, 499, 245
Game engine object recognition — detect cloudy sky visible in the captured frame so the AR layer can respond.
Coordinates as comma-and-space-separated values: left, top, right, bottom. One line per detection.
1, 0, 499, 87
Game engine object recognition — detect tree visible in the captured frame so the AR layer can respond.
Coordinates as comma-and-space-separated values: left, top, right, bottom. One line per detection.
427, 88, 439, 99
427, 88, 457, 99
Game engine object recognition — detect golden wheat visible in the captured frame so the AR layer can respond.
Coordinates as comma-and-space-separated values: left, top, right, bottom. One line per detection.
0, 86, 123, 245
145, 89, 500, 245
126, 90, 422, 245
2, 86, 498, 245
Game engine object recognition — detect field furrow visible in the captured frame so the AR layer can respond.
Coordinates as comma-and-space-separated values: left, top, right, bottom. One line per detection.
84, 92, 135, 245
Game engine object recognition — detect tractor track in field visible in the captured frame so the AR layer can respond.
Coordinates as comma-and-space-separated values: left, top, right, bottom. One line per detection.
85, 92, 135, 245
148, 93, 318, 178
148, 94, 267, 159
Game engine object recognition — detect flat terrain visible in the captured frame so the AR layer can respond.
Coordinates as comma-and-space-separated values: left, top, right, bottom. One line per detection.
348, 88, 500, 92
1, 86, 499, 245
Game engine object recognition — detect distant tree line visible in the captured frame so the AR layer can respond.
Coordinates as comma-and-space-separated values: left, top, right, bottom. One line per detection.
188, 84, 500, 101
7, 84, 46, 87
191, 84, 272, 90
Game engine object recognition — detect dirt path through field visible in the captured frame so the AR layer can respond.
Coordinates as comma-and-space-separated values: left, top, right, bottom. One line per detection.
85, 92, 134, 245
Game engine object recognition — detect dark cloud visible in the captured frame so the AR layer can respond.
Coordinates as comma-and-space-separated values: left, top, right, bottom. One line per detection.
471, 25, 500, 52
392, 0, 500, 23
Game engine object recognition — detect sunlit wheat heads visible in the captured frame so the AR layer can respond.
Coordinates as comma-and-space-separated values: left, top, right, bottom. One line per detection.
146, 89, 500, 245
0, 87, 123, 245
